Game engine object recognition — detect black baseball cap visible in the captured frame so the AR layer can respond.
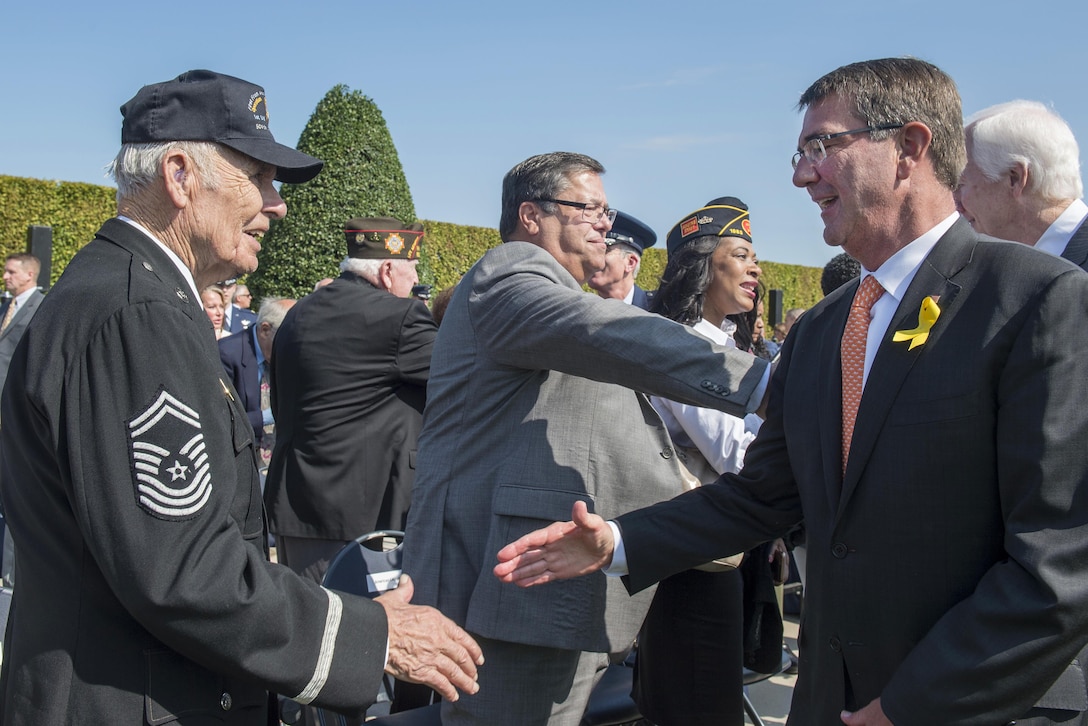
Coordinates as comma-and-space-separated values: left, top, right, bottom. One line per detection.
120, 70, 323, 184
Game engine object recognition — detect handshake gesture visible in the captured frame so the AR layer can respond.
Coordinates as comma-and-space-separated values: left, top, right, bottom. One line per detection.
492, 502, 617, 586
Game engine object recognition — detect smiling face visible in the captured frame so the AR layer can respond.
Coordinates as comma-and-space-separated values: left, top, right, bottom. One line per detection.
534, 172, 613, 284
187, 147, 287, 286
701, 236, 761, 326
791, 95, 904, 265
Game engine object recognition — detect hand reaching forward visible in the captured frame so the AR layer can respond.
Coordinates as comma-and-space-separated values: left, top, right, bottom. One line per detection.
376, 575, 484, 702
493, 501, 615, 586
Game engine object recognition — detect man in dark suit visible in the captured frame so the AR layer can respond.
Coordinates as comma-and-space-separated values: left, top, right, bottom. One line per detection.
221, 278, 258, 332
497, 58, 1088, 725
0, 70, 480, 725
587, 209, 657, 309
265, 217, 436, 585
218, 297, 295, 472
958, 100, 1088, 270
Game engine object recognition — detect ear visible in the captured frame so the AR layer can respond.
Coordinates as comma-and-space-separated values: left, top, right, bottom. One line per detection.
624, 253, 640, 275
378, 260, 395, 290
896, 121, 933, 180
1007, 160, 1030, 199
518, 200, 543, 238
163, 151, 193, 209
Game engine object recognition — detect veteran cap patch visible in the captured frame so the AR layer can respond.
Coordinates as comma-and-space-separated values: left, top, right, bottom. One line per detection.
666, 196, 752, 256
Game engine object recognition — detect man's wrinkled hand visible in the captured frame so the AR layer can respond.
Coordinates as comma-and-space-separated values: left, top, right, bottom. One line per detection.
376, 575, 484, 702
493, 501, 615, 586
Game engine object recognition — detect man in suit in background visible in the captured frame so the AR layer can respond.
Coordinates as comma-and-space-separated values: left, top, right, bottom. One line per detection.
496, 59, 1088, 726
403, 151, 770, 725
221, 278, 257, 332
957, 100, 1088, 270
266, 217, 435, 585
0, 252, 44, 586
587, 209, 657, 309
219, 297, 296, 476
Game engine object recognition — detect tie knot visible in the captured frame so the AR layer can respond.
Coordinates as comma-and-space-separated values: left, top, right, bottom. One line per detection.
853, 275, 884, 311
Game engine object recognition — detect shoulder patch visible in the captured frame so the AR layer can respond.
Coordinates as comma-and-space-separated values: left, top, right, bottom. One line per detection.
128, 388, 213, 520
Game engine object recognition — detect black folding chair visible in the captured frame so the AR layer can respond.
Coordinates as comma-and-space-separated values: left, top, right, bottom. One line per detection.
278, 531, 406, 726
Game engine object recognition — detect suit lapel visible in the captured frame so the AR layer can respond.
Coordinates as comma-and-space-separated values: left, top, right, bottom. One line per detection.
836, 221, 973, 518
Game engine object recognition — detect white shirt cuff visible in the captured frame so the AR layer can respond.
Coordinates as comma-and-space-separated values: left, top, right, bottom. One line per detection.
603, 521, 629, 576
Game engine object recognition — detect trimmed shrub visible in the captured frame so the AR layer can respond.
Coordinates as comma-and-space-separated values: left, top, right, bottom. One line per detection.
249, 85, 418, 299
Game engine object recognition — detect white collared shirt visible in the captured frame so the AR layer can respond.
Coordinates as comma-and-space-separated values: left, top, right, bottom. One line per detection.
860, 212, 958, 387
1035, 198, 1088, 258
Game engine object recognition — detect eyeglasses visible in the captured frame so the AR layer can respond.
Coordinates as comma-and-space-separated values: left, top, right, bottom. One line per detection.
533, 198, 618, 225
791, 123, 904, 169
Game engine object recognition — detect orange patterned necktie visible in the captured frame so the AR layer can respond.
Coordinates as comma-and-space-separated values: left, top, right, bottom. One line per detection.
0, 300, 16, 333
841, 275, 884, 474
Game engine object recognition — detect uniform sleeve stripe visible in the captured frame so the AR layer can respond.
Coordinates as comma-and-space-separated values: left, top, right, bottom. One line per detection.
292, 588, 343, 704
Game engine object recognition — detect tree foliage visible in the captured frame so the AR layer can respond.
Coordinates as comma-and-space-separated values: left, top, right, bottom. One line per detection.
249, 85, 417, 299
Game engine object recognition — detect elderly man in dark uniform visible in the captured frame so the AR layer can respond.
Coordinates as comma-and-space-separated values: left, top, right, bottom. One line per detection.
265, 217, 435, 585
587, 210, 657, 309
0, 70, 481, 725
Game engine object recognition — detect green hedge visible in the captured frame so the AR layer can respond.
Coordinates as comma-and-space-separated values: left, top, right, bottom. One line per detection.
0, 175, 116, 286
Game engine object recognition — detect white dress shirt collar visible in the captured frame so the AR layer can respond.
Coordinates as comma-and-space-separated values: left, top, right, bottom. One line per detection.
1035, 198, 1088, 258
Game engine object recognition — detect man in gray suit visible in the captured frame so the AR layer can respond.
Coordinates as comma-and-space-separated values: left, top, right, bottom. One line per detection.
956, 99, 1088, 270
401, 151, 768, 725
0, 252, 44, 586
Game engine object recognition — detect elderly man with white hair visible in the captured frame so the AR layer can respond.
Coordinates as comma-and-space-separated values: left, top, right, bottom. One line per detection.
0, 70, 480, 725
956, 99, 1088, 269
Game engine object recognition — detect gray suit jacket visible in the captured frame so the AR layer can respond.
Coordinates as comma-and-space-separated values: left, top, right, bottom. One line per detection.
618, 219, 1088, 725
0, 288, 44, 398
402, 241, 767, 653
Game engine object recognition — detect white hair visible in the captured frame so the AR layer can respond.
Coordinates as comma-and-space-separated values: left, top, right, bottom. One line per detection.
965, 100, 1083, 203
107, 140, 223, 199
339, 257, 416, 289
256, 297, 293, 332
340, 257, 384, 286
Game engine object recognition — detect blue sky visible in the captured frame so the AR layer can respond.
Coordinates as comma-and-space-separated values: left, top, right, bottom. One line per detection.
3, 1, 1085, 268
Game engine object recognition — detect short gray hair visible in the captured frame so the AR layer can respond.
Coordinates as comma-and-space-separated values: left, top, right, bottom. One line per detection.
339, 257, 418, 290
499, 152, 605, 241
256, 297, 294, 332
340, 257, 383, 286
107, 140, 222, 199
965, 100, 1083, 203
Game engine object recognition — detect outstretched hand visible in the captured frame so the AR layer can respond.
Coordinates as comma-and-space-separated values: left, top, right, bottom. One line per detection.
841, 697, 894, 725
376, 575, 485, 702
492, 501, 615, 586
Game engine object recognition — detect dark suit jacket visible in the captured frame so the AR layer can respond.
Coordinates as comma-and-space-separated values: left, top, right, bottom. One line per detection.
631, 284, 651, 310
265, 273, 437, 539
0, 289, 44, 398
226, 304, 257, 333
618, 219, 1088, 725
1061, 216, 1088, 271
218, 328, 264, 443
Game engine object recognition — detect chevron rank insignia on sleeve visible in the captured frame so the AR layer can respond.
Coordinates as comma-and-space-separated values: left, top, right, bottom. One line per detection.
128, 388, 213, 520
